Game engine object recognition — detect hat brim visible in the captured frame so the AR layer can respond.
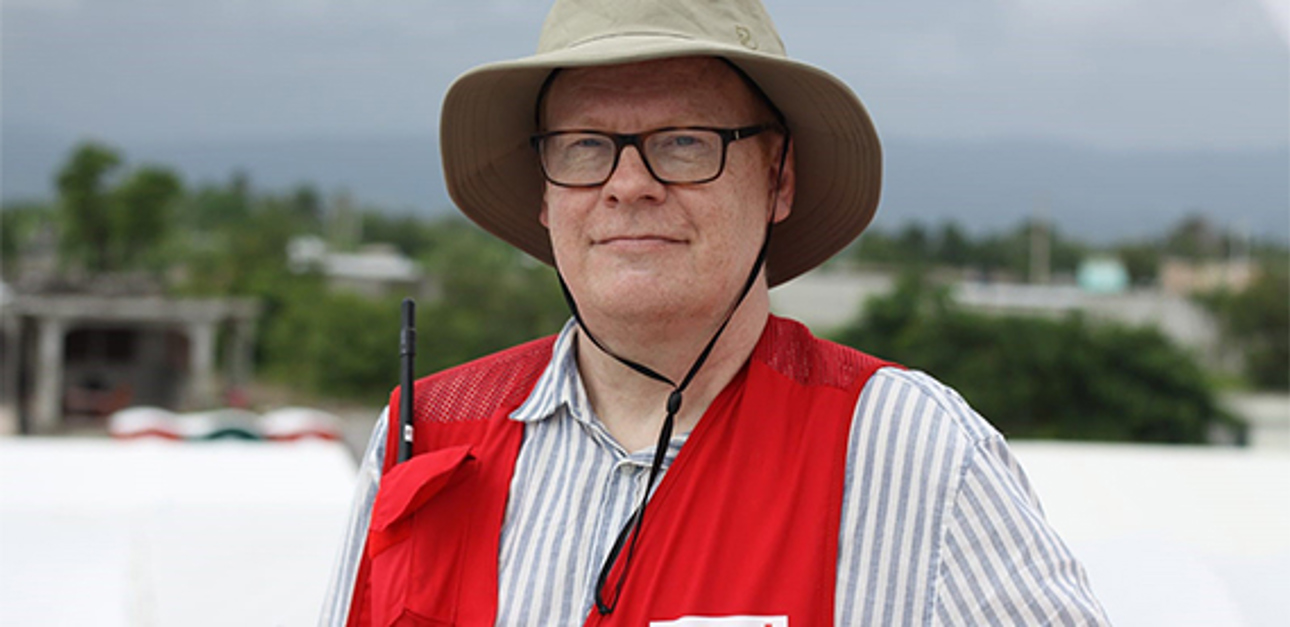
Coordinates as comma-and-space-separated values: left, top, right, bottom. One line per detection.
440, 34, 881, 286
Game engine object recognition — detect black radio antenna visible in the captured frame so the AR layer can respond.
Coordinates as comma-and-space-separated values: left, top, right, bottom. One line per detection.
397, 298, 416, 463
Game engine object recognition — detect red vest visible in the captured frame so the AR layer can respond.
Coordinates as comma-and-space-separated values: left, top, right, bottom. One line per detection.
347, 317, 893, 626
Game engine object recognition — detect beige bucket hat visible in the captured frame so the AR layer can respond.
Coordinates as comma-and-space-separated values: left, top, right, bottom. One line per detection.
440, 0, 881, 286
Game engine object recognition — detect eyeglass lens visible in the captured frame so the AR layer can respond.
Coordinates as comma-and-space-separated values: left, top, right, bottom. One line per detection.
541, 129, 724, 186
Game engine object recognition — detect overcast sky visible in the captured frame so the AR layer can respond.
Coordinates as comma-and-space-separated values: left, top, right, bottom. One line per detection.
2, 0, 1288, 151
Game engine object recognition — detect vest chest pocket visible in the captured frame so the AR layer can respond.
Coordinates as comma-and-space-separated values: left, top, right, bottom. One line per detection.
367, 445, 476, 627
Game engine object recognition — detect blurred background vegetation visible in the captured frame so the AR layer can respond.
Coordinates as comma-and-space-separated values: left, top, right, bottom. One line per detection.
3, 141, 1286, 444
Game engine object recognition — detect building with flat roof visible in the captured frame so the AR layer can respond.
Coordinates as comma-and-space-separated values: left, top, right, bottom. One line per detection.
1, 287, 260, 434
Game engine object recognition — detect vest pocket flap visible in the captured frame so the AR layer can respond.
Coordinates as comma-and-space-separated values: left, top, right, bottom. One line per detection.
371, 445, 474, 532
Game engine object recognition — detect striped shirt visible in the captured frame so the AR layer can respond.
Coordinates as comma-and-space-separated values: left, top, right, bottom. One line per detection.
320, 319, 1108, 626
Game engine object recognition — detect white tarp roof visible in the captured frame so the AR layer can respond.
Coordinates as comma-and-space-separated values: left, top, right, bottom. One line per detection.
1012, 442, 1290, 627
1, 438, 1286, 626
0, 437, 356, 626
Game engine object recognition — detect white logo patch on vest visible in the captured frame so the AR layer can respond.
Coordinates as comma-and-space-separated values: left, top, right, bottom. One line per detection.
651, 617, 787, 627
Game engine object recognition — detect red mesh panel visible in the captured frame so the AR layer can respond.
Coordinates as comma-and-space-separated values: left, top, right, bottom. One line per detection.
753, 316, 893, 390
411, 336, 557, 425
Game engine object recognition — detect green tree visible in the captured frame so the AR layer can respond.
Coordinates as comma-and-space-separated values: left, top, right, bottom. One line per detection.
1114, 241, 1161, 286
1164, 214, 1225, 261
897, 223, 931, 262
968, 231, 1013, 277
260, 287, 398, 402
834, 273, 1234, 443
1201, 263, 1290, 390
177, 197, 307, 297
181, 173, 253, 232
849, 227, 905, 266
418, 218, 568, 373
228, 214, 568, 402
56, 142, 123, 272
360, 211, 437, 258
936, 221, 970, 266
1, 202, 56, 279
290, 184, 323, 229
114, 167, 183, 270
54, 142, 183, 274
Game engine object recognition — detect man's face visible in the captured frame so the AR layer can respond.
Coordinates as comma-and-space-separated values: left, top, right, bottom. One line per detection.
539, 57, 794, 327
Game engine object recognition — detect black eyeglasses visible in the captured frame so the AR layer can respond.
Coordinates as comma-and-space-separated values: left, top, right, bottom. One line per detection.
531, 124, 777, 187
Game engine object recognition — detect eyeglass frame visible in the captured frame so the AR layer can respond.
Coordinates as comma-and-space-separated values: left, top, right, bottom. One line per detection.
530, 124, 781, 188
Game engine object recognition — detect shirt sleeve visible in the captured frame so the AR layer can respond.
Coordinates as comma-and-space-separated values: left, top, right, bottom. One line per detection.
931, 435, 1110, 626
834, 368, 1109, 626
318, 409, 388, 627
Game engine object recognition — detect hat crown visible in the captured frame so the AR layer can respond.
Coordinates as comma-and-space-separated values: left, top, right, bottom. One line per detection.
537, 0, 786, 58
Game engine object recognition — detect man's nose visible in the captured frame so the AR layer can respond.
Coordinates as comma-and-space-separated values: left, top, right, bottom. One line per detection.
603, 145, 665, 205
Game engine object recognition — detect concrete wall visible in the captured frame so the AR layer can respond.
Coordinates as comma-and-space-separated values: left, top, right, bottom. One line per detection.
771, 269, 1224, 361
1, 294, 259, 433
1223, 392, 1290, 450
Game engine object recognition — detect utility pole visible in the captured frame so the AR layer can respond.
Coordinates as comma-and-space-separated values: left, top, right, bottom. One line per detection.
1029, 197, 1051, 285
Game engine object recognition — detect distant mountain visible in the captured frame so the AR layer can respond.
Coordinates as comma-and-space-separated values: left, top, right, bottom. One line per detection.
881, 138, 1289, 243
4, 129, 1287, 242
1, 130, 451, 216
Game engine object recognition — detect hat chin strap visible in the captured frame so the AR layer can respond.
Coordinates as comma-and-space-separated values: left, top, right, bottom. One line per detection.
544, 127, 790, 613
555, 135, 787, 614
556, 217, 772, 615
555, 216, 772, 413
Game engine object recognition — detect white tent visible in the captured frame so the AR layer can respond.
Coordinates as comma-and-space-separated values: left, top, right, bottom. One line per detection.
0, 437, 356, 626
1012, 442, 1290, 627
2, 438, 1286, 625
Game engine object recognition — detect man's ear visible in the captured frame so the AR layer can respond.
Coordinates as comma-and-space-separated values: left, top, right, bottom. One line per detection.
770, 138, 795, 224
539, 197, 550, 228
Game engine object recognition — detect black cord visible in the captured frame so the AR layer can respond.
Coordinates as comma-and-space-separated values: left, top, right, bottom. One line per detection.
563, 130, 791, 614
565, 221, 774, 614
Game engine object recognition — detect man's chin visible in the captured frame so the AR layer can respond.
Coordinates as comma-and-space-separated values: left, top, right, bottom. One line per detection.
583, 289, 697, 327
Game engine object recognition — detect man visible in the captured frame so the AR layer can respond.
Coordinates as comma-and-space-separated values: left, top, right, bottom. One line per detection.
322, 1, 1109, 625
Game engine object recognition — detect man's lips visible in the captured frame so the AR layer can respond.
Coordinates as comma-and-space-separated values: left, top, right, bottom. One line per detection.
593, 234, 685, 247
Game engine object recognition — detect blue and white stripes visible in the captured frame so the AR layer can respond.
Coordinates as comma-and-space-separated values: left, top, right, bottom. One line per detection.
837, 369, 1106, 625
320, 320, 1108, 626
496, 327, 691, 624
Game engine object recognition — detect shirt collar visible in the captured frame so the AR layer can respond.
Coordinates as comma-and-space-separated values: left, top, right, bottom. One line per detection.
509, 318, 594, 425
509, 318, 695, 460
